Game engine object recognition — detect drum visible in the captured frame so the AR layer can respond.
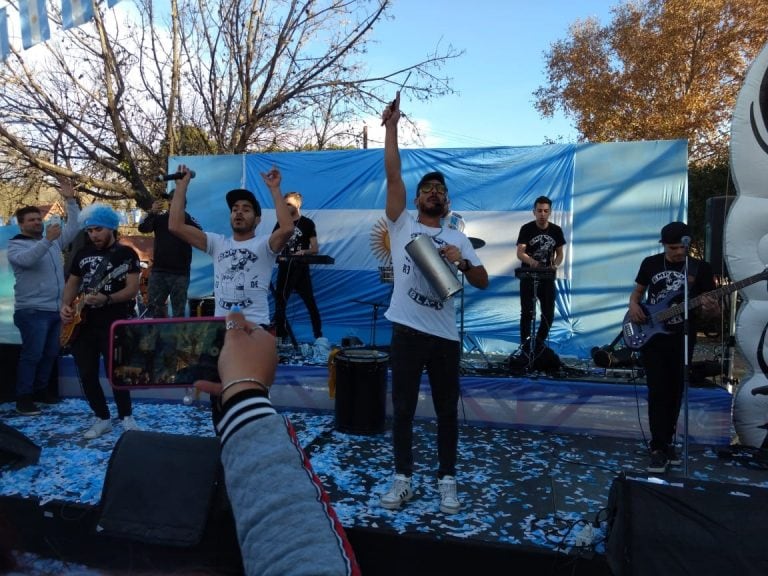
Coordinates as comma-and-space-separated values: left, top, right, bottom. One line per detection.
405, 233, 462, 300
334, 349, 389, 434
187, 296, 215, 317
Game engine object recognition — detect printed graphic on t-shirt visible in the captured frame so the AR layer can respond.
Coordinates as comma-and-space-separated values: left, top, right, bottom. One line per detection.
528, 234, 556, 265
285, 227, 304, 253
215, 247, 259, 310
649, 269, 685, 325
80, 255, 127, 293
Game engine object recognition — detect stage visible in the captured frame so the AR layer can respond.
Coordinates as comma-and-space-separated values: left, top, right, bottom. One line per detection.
2, 357, 767, 575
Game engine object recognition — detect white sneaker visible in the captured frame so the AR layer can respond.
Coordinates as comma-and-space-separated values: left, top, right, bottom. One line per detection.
121, 415, 140, 432
380, 473, 413, 510
83, 418, 112, 440
313, 337, 331, 363
438, 475, 461, 514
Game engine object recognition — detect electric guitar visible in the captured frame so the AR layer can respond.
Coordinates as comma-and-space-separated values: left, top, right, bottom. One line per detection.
622, 268, 768, 350
60, 263, 130, 347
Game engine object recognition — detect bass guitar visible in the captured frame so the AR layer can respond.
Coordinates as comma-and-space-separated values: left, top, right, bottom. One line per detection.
60, 263, 130, 347
622, 268, 768, 350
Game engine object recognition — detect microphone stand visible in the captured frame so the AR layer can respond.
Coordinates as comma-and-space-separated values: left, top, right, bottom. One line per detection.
682, 242, 691, 478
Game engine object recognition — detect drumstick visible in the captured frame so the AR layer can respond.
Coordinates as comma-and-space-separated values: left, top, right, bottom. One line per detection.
381, 71, 413, 126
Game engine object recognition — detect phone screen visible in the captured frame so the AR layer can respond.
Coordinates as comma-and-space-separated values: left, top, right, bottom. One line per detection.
109, 317, 225, 389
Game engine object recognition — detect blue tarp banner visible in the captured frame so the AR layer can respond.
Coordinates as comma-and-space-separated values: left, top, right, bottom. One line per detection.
0, 140, 687, 357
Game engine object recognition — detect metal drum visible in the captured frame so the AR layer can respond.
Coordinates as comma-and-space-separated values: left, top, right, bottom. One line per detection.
187, 296, 216, 317
334, 349, 389, 434
405, 233, 463, 300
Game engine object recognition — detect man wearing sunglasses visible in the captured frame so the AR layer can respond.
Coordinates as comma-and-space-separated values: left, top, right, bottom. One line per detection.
379, 92, 489, 515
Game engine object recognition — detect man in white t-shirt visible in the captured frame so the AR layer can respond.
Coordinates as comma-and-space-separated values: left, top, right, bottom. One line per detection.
379, 92, 489, 515
168, 165, 294, 326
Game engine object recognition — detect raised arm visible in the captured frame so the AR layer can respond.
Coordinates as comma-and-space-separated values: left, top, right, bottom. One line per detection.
168, 165, 207, 250
55, 175, 81, 246
383, 92, 406, 221
261, 166, 295, 254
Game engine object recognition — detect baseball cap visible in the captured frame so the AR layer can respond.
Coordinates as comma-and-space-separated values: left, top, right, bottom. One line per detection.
225, 189, 261, 216
417, 171, 446, 190
659, 221, 691, 244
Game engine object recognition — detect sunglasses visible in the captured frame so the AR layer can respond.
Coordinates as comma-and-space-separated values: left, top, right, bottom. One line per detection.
419, 183, 447, 195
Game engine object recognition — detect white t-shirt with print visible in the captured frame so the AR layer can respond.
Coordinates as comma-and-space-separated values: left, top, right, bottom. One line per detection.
206, 232, 276, 325
384, 210, 480, 341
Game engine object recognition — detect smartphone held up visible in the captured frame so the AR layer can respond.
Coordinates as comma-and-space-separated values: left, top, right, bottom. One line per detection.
109, 317, 225, 389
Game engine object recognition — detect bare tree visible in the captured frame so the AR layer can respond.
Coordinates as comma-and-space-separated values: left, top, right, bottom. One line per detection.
0, 0, 461, 208
534, 0, 768, 166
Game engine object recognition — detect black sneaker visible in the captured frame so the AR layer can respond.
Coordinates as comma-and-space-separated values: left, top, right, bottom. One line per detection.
16, 398, 42, 416
667, 445, 682, 466
647, 449, 668, 473
33, 390, 61, 404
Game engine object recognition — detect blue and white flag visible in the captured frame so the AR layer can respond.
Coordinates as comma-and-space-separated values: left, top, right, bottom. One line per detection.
106, 0, 122, 7
19, 0, 51, 49
0, 8, 9, 61
62, 0, 95, 30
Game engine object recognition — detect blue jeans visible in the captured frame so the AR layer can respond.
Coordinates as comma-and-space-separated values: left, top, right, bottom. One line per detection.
13, 309, 62, 397
147, 271, 190, 318
390, 323, 460, 478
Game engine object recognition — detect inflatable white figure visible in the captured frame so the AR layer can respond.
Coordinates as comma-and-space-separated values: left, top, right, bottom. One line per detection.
727, 41, 768, 448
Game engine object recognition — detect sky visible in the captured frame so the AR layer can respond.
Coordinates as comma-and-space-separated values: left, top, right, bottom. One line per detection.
362, 0, 618, 148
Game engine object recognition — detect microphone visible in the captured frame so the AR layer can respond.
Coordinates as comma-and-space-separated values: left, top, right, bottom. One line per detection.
155, 170, 195, 182
681, 235, 691, 247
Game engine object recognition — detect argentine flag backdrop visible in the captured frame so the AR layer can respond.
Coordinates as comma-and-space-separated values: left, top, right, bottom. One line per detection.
167, 140, 687, 357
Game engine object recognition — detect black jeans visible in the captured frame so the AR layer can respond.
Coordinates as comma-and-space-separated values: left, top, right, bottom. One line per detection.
520, 278, 556, 344
641, 333, 691, 452
71, 322, 132, 420
273, 264, 322, 339
389, 323, 460, 478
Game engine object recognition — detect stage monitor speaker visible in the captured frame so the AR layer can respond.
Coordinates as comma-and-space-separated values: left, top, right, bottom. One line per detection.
705, 195, 736, 277
97, 430, 228, 547
0, 422, 41, 470
606, 475, 768, 576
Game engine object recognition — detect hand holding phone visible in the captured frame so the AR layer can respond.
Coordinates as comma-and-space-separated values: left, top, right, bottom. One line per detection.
109, 317, 225, 389
194, 310, 277, 401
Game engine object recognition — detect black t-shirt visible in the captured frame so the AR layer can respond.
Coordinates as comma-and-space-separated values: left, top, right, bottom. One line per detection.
635, 253, 716, 332
138, 211, 201, 274
516, 221, 566, 268
70, 242, 141, 326
273, 215, 317, 260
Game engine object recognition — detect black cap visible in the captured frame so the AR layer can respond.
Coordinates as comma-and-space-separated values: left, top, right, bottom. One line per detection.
226, 189, 261, 216
659, 221, 691, 244
417, 171, 446, 191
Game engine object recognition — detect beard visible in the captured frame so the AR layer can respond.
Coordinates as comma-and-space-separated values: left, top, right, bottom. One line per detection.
420, 201, 446, 218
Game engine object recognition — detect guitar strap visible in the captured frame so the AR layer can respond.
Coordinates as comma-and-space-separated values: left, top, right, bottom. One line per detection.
83, 244, 119, 292
687, 259, 699, 283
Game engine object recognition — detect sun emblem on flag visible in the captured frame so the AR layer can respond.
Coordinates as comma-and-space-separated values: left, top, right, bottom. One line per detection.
370, 217, 393, 283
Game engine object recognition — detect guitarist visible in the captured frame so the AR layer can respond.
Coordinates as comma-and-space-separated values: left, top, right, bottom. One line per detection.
627, 221, 720, 474
60, 204, 142, 440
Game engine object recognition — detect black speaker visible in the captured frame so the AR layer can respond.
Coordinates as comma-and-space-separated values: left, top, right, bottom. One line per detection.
705, 195, 736, 277
97, 430, 229, 547
0, 422, 41, 470
606, 476, 768, 576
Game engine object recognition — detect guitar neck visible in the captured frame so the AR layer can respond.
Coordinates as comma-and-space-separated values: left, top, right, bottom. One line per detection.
655, 269, 768, 322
